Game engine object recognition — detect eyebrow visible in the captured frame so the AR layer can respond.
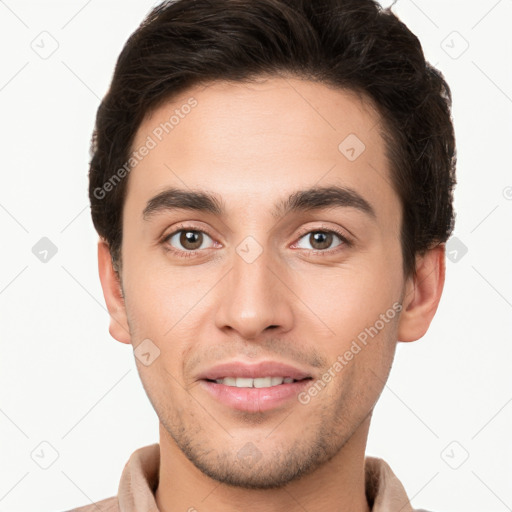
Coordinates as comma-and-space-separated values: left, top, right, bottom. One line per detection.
142, 185, 376, 220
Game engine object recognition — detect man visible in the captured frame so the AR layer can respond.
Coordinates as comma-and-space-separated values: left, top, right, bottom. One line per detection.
70, 0, 456, 510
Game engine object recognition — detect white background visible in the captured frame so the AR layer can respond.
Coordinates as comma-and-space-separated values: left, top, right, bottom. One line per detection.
0, 1, 511, 511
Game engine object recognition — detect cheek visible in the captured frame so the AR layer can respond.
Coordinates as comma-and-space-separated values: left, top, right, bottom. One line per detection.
293, 261, 402, 402
135, 361, 189, 427
122, 260, 204, 333
289, 259, 402, 333
121, 265, 212, 381
320, 315, 399, 420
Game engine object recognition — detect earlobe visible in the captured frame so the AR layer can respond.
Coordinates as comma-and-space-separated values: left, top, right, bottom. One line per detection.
97, 240, 131, 344
397, 244, 446, 343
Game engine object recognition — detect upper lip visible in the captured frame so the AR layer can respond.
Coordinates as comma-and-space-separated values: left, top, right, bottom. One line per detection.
197, 361, 312, 381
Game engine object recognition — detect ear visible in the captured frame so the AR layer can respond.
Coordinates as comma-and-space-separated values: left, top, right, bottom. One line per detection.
397, 244, 446, 342
97, 240, 131, 344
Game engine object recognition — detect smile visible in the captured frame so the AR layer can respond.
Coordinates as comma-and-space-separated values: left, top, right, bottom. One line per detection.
210, 376, 302, 388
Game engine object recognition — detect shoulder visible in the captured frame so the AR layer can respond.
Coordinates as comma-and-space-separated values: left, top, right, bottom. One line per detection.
63, 495, 119, 512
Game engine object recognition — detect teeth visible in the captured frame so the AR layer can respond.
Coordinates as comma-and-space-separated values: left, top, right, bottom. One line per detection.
254, 377, 272, 388
213, 376, 297, 388
236, 377, 253, 388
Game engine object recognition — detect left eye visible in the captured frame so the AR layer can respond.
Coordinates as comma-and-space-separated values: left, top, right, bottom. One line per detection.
295, 230, 345, 251
166, 230, 215, 251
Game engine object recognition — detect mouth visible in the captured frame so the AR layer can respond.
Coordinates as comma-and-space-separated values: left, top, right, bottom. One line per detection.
205, 376, 310, 387
197, 361, 314, 413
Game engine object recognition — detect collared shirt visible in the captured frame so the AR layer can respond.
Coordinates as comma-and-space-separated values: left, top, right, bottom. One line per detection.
65, 444, 431, 512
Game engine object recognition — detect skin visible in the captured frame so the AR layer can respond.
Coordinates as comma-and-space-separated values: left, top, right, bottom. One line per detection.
98, 76, 445, 512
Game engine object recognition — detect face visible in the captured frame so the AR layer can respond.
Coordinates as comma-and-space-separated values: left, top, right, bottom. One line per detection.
117, 77, 407, 488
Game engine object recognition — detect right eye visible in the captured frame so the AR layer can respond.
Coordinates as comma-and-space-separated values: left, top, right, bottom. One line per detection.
165, 228, 215, 250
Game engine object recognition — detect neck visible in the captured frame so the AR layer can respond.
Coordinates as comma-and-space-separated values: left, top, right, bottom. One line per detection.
155, 415, 372, 512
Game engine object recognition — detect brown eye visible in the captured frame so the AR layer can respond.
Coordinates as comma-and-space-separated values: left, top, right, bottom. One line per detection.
166, 229, 214, 252
295, 230, 345, 252
309, 232, 332, 250
180, 231, 203, 250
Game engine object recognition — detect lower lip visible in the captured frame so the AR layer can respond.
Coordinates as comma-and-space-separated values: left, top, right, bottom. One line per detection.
200, 379, 312, 413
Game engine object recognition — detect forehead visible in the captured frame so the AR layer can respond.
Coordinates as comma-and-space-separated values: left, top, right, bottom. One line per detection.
125, 76, 399, 225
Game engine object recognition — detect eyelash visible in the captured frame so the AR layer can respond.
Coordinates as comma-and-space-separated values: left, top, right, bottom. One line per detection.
161, 223, 352, 259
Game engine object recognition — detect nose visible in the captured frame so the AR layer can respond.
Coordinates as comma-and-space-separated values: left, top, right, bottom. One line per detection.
214, 243, 294, 341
